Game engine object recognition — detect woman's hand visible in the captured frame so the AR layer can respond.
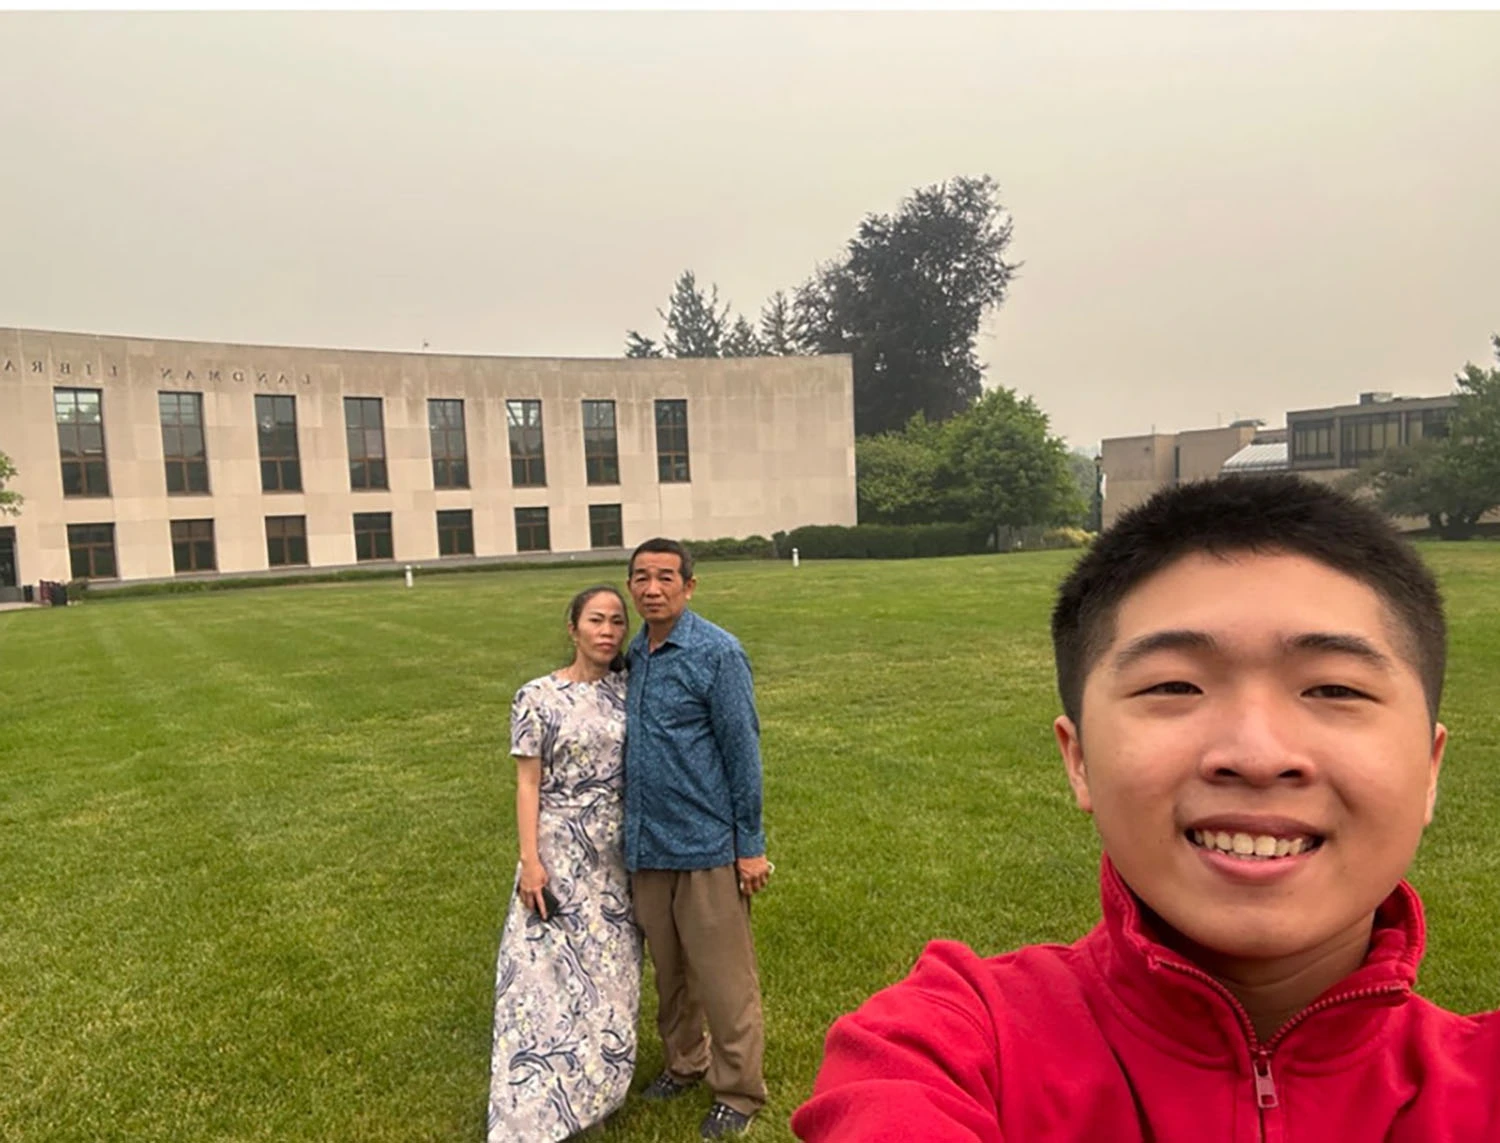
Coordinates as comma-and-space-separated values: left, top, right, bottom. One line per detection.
518, 858, 550, 918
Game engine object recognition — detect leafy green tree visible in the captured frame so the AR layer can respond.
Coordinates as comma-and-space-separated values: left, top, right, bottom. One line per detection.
941, 387, 1082, 540
855, 415, 948, 524
0, 451, 21, 516
793, 175, 1019, 436
1347, 335, 1500, 538
757, 290, 798, 356
722, 314, 763, 358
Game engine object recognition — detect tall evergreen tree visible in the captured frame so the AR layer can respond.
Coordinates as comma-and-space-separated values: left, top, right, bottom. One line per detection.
793, 175, 1019, 436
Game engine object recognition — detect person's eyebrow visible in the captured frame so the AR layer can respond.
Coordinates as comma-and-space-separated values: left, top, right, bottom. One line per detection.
1283, 632, 1395, 671
1110, 630, 1217, 673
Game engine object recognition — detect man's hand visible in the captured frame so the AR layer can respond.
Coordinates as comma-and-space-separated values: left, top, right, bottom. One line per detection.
736, 854, 773, 897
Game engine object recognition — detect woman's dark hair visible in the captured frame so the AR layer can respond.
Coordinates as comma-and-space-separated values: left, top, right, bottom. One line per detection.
1052, 474, 1447, 726
566, 584, 630, 673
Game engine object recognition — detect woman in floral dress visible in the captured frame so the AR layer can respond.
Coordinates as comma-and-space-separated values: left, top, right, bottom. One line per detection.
488, 586, 643, 1142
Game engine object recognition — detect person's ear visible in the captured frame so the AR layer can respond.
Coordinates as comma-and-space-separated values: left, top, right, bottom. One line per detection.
1424, 722, 1448, 826
1055, 715, 1093, 814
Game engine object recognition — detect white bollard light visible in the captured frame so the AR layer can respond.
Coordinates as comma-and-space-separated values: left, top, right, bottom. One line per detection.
404, 565, 414, 588
792, 547, 800, 568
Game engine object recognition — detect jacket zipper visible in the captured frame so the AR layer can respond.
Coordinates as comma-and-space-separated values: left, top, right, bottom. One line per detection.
1156, 958, 1407, 1139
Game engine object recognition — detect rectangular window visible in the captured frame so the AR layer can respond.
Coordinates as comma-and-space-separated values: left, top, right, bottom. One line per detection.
345, 397, 388, 490
507, 399, 546, 487
1291, 419, 1334, 463
67, 523, 118, 580
256, 394, 302, 492
437, 508, 474, 556
353, 511, 394, 561
265, 515, 308, 567
429, 399, 470, 489
1341, 413, 1404, 465
514, 507, 550, 553
1408, 408, 1451, 443
589, 504, 623, 549
655, 399, 691, 483
54, 388, 110, 498
171, 518, 216, 574
582, 399, 620, 485
159, 391, 210, 494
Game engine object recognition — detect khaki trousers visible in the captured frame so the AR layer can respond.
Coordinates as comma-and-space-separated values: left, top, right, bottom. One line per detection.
631, 865, 768, 1116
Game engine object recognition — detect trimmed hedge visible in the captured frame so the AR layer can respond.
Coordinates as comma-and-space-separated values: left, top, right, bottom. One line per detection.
781, 522, 991, 560
684, 535, 777, 561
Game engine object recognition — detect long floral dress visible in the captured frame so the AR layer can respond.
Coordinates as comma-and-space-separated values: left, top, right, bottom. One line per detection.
488, 670, 642, 1142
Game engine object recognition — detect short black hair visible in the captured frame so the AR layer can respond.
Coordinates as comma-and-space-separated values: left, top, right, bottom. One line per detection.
628, 537, 694, 582
1051, 474, 1447, 725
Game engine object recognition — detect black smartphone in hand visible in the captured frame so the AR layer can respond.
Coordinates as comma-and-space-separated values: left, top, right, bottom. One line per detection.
538, 885, 562, 920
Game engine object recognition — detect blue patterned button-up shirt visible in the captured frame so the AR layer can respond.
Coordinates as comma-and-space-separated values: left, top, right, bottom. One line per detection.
623, 609, 766, 872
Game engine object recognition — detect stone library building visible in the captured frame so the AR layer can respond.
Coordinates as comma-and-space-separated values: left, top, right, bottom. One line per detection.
0, 327, 857, 594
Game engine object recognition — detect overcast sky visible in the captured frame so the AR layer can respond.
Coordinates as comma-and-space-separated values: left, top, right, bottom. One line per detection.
2, 11, 1497, 449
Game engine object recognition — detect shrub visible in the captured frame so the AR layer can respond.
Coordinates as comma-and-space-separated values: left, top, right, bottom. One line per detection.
1040, 527, 1095, 549
782, 522, 990, 560
685, 535, 777, 561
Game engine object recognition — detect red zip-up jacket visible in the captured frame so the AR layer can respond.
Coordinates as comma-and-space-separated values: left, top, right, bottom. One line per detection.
793, 859, 1500, 1142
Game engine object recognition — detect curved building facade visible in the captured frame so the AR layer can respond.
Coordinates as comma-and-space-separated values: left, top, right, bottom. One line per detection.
0, 327, 856, 590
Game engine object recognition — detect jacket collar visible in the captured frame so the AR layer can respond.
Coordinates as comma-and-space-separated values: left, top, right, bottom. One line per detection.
1083, 855, 1424, 1064
631, 608, 698, 657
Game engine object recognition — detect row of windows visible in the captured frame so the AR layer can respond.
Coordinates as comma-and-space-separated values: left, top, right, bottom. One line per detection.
53, 390, 693, 499
1291, 408, 1452, 464
64, 505, 627, 580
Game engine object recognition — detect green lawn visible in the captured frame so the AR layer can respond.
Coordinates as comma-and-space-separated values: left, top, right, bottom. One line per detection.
4, 545, 1500, 1142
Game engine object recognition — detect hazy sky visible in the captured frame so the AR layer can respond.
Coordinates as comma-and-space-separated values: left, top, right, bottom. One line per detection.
2, 11, 1497, 449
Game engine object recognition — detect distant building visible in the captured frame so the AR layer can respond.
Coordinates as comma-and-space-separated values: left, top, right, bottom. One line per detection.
1286, 391, 1454, 475
1099, 390, 1457, 530
0, 327, 857, 594
1099, 421, 1266, 527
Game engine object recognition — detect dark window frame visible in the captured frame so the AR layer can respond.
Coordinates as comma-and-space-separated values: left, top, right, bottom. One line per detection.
159, 391, 211, 495
514, 506, 551, 553
55, 387, 111, 498
1291, 419, 1335, 463
170, 518, 217, 574
589, 503, 623, 549
256, 394, 303, 493
1341, 412, 1404, 465
437, 508, 474, 557
429, 399, 470, 489
265, 515, 309, 567
345, 397, 389, 491
655, 399, 691, 483
582, 399, 620, 485
507, 399, 547, 487
353, 511, 394, 561
67, 523, 118, 580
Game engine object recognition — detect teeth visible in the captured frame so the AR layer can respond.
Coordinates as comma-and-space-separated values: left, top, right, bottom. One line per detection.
1190, 829, 1317, 861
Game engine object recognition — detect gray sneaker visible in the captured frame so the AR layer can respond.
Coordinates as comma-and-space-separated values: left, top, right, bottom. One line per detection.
640, 1071, 701, 1101
699, 1102, 753, 1138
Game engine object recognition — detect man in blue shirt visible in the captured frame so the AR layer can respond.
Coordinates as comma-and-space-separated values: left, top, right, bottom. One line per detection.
625, 537, 771, 1139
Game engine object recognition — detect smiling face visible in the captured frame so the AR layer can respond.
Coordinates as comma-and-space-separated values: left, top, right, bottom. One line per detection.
1054, 549, 1446, 966
570, 589, 628, 670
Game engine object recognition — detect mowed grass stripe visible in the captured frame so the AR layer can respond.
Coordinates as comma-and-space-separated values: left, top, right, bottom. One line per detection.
3, 545, 1499, 1141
